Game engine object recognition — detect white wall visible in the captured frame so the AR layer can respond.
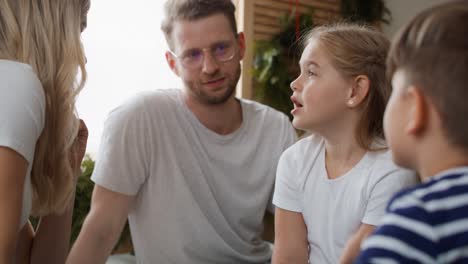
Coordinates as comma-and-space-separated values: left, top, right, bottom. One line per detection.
383, 0, 449, 38
77, 1, 182, 156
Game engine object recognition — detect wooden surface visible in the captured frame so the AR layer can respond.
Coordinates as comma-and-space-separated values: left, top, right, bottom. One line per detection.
235, 0, 341, 99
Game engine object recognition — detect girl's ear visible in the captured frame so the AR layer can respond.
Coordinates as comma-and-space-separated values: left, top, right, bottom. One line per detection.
347, 75, 370, 107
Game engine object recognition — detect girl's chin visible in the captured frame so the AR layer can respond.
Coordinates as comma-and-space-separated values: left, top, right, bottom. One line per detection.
293, 119, 316, 133
292, 120, 306, 131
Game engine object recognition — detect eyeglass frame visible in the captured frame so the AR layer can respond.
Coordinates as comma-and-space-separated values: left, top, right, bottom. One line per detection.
168, 37, 240, 70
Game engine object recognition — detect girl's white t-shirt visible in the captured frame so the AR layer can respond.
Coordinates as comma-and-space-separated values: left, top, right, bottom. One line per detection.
273, 134, 418, 263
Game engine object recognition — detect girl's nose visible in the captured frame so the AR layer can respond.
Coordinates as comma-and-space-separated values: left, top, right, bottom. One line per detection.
290, 76, 301, 91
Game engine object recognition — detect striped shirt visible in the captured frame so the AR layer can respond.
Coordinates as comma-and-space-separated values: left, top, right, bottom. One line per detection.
355, 167, 468, 264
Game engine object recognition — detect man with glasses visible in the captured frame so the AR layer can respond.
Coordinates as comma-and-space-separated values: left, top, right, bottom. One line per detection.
67, 0, 296, 263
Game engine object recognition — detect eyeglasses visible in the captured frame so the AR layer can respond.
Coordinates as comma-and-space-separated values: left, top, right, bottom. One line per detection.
169, 41, 237, 69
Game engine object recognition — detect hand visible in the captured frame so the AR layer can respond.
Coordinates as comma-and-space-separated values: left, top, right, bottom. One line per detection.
71, 119, 88, 175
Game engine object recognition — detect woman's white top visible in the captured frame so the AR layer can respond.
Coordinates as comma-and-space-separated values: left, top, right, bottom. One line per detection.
0, 60, 45, 228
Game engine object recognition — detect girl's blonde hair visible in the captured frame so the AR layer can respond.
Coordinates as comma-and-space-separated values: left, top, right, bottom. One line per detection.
302, 23, 390, 150
0, 0, 89, 216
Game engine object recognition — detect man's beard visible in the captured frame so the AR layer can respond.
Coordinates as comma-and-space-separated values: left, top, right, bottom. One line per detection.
187, 64, 241, 105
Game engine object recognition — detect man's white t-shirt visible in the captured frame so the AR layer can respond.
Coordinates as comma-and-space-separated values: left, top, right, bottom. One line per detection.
92, 89, 296, 263
0, 60, 45, 228
273, 135, 418, 264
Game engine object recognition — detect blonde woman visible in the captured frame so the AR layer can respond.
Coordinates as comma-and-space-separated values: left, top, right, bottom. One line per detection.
0, 0, 90, 263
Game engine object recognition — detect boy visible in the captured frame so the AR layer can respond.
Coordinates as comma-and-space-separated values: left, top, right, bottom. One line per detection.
356, 1, 468, 263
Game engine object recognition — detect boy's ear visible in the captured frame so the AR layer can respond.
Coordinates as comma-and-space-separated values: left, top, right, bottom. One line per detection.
165, 51, 180, 76
405, 86, 427, 136
347, 75, 370, 107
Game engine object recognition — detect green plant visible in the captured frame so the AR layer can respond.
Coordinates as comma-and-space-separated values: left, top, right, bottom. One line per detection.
70, 154, 95, 243
30, 155, 132, 252
340, 0, 391, 24
253, 11, 314, 120
253, 1, 391, 119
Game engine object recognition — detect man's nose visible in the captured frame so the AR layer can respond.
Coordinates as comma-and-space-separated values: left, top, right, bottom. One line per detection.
202, 50, 220, 74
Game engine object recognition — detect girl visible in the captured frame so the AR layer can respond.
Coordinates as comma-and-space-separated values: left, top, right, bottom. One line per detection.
0, 0, 90, 263
272, 24, 418, 264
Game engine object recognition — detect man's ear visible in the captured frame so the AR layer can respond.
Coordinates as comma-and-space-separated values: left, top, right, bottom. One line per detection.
165, 51, 180, 76
346, 75, 370, 108
405, 86, 427, 136
237, 32, 246, 60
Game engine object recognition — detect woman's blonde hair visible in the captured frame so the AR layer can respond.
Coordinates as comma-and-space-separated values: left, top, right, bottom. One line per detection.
0, 0, 89, 216
301, 23, 390, 151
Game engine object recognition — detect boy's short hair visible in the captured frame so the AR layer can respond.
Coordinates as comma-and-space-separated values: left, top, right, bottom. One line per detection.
387, 1, 468, 150
161, 0, 237, 50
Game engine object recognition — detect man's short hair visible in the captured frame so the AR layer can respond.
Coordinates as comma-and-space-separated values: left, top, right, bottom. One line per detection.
387, 1, 468, 150
161, 0, 237, 50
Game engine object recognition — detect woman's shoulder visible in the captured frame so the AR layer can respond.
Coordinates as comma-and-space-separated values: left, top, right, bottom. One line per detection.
0, 59, 43, 99
0, 59, 38, 80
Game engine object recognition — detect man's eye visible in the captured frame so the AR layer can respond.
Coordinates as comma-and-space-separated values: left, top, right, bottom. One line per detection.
185, 50, 202, 60
214, 44, 228, 55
